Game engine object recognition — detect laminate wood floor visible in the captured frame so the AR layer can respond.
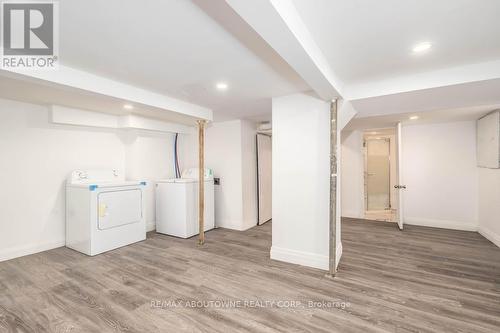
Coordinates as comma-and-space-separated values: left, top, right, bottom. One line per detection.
1, 218, 499, 332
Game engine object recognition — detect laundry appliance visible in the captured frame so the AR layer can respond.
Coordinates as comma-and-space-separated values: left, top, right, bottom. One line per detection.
66, 169, 146, 255
156, 168, 214, 238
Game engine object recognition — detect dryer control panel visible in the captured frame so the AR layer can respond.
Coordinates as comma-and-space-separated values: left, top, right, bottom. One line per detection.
68, 169, 123, 184
181, 168, 213, 180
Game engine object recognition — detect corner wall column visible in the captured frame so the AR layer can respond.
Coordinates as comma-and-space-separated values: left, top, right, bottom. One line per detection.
197, 120, 207, 245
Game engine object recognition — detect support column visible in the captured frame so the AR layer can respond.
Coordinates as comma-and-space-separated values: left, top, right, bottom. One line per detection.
197, 120, 206, 245
328, 100, 338, 276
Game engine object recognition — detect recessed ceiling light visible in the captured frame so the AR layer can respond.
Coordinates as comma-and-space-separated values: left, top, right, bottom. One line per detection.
412, 42, 432, 53
216, 82, 228, 90
123, 104, 134, 110
409, 115, 419, 120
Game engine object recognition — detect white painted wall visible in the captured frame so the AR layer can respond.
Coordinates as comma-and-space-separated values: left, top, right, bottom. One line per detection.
0, 98, 176, 261
341, 130, 364, 218
271, 93, 330, 270
205, 120, 244, 230
241, 120, 258, 230
342, 121, 480, 232
179, 119, 257, 231
0, 99, 125, 261
402, 121, 478, 231
478, 164, 500, 247
122, 131, 175, 231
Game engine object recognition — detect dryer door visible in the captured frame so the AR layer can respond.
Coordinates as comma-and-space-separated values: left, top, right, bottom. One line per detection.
97, 189, 142, 230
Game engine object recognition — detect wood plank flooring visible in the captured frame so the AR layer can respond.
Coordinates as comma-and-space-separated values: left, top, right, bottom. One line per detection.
1, 218, 499, 332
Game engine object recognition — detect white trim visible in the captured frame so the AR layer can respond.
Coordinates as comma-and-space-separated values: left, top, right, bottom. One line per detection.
405, 217, 478, 231
270, 246, 328, 270
0, 239, 65, 262
216, 220, 254, 231
335, 242, 343, 269
478, 225, 500, 248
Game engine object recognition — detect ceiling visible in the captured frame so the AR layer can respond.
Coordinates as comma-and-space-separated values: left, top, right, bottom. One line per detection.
0, 74, 202, 125
292, 0, 500, 85
3, 0, 498, 124
363, 128, 395, 140
351, 78, 500, 118
345, 104, 498, 131
59, 0, 308, 122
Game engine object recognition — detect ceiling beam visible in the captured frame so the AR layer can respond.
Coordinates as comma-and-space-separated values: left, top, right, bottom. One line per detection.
0, 66, 213, 121
225, 0, 344, 101
346, 59, 500, 101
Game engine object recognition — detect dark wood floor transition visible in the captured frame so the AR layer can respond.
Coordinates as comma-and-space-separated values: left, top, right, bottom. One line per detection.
1, 218, 499, 332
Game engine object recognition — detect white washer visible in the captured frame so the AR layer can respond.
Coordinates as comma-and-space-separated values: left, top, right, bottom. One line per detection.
66, 169, 146, 256
156, 168, 215, 238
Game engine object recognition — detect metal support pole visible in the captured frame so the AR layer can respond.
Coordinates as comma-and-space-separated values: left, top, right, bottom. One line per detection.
328, 100, 338, 277
197, 120, 206, 245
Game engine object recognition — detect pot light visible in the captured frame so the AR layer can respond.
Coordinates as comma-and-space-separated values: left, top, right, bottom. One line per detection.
216, 82, 228, 91
412, 42, 432, 53
409, 115, 419, 120
123, 104, 134, 110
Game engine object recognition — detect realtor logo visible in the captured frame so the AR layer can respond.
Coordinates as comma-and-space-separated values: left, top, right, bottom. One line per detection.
1, 1, 58, 69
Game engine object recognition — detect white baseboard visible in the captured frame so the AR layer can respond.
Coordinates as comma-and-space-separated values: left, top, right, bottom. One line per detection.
216, 220, 254, 231
404, 217, 478, 231
270, 246, 328, 270
146, 221, 156, 232
0, 239, 65, 262
341, 211, 363, 219
336, 242, 343, 269
478, 225, 500, 248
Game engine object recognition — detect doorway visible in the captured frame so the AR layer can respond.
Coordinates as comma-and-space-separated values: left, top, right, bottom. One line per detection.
256, 133, 272, 225
363, 129, 398, 223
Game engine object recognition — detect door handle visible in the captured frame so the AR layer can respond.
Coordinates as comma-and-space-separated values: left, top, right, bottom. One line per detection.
394, 185, 406, 189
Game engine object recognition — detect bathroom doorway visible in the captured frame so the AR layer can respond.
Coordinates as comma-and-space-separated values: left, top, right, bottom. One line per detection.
363, 129, 398, 223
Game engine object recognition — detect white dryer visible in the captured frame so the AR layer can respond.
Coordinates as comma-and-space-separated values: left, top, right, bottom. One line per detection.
156, 168, 215, 238
66, 169, 146, 256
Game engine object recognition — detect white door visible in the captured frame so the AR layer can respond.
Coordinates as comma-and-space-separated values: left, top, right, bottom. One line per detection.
366, 138, 391, 211
396, 123, 404, 230
98, 189, 142, 230
257, 133, 272, 225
